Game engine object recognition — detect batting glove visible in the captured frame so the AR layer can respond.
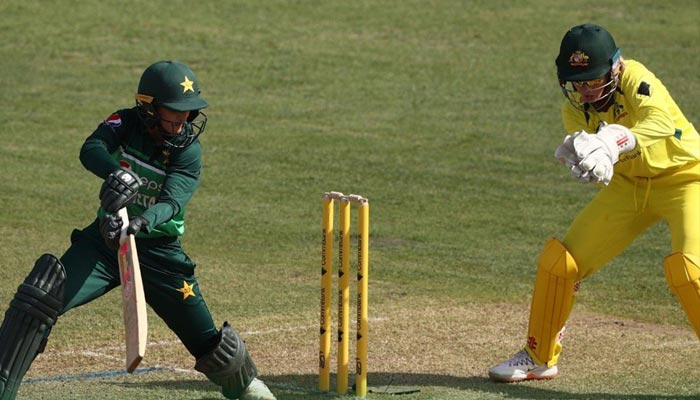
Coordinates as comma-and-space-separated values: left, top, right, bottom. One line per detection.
100, 168, 141, 214
99, 214, 123, 250
127, 216, 149, 235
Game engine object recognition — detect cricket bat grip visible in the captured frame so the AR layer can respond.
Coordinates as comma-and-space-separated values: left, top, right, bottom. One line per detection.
117, 208, 131, 246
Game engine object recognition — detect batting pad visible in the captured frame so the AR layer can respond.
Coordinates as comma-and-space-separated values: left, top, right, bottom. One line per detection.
526, 238, 578, 367
664, 253, 700, 340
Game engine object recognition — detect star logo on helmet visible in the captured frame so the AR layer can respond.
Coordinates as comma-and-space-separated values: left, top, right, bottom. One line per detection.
180, 76, 195, 93
568, 51, 589, 67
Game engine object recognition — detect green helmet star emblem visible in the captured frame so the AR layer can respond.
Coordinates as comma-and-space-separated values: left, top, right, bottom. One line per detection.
180, 76, 195, 94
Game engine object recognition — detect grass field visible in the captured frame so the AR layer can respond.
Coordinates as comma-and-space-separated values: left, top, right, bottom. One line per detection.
1, 1, 699, 399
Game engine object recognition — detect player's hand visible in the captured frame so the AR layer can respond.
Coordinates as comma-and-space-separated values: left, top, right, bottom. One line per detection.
570, 132, 614, 185
99, 214, 123, 250
100, 169, 141, 213
127, 216, 149, 235
554, 130, 584, 167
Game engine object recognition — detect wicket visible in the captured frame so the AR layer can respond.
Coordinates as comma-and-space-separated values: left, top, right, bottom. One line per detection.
319, 191, 369, 397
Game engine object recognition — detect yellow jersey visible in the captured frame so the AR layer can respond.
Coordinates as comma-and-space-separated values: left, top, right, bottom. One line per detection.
561, 59, 699, 178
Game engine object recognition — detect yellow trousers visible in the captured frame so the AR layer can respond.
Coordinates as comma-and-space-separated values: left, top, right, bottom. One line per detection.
564, 163, 700, 279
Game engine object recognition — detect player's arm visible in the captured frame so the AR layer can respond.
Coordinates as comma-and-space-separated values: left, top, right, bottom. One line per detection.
80, 111, 129, 179
98, 151, 200, 237
138, 141, 202, 232
556, 104, 636, 185
623, 74, 676, 147
83, 112, 143, 241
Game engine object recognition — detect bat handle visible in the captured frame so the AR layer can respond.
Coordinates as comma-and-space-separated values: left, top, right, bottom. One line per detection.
117, 208, 130, 245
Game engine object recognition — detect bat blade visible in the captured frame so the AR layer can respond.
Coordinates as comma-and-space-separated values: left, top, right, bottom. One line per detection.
117, 208, 148, 373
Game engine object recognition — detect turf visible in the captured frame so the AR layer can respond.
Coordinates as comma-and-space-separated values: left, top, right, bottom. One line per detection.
0, 0, 698, 399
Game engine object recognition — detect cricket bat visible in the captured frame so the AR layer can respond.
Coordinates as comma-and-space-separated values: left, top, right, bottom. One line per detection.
117, 208, 148, 373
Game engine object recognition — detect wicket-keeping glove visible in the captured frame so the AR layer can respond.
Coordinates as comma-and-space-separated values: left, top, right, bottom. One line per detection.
100, 168, 141, 213
570, 132, 614, 184
555, 124, 636, 186
554, 130, 583, 168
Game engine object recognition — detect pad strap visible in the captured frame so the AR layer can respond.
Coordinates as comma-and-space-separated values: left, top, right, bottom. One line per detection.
194, 322, 258, 399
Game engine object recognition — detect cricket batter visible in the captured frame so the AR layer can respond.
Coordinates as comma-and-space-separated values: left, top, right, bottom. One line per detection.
489, 24, 700, 382
0, 61, 276, 400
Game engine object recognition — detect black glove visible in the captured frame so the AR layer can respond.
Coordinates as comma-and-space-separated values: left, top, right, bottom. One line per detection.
99, 214, 123, 250
127, 216, 149, 235
99, 169, 141, 214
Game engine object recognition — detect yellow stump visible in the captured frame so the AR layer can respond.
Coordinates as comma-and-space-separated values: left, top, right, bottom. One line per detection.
337, 196, 351, 394
319, 193, 335, 391
319, 191, 369, 397
355, 197, 369, 398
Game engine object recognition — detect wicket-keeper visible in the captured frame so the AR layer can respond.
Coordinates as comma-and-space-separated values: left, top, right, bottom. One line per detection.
489, 24, 700, 382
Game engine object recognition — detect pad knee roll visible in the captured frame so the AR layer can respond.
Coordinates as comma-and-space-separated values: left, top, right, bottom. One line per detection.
664, 253, 700, 339
527, 238, 578, 367
194, 322, 258, 400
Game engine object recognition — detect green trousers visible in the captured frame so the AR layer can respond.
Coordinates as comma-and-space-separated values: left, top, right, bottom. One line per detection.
58, 219, 219, 358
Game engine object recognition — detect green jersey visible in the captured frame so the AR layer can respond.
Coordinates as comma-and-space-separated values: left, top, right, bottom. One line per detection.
80, 107, 201, 238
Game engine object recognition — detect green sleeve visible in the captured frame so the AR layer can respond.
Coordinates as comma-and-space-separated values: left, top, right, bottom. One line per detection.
140, 140, 202, 230
79, 117, 125, 179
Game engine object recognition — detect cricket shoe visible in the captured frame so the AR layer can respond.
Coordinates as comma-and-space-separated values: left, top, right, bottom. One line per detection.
238, 378, 276, 400
488, 349, 558, 382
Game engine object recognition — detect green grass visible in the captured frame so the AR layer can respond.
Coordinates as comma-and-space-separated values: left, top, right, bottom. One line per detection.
1, 0, 699, 399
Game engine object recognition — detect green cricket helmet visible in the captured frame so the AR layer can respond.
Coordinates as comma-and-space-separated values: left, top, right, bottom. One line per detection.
136, 60, 208, 148
555, 24, 621, 110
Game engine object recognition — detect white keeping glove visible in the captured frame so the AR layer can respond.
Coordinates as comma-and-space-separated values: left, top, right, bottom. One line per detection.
570, 132, 615, 184
554, 130, 584, 167
594, 123, 637, 162
555, 124, 636, 186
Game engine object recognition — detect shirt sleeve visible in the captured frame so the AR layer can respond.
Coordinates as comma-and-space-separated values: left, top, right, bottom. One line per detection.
619, 65, 676, 148
79, 114, 126, 179
140, 141, 202, 229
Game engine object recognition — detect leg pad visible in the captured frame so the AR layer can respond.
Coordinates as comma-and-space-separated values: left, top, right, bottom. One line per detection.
0, 254, 65, 399
527, 238, 578, 367
664, 253, 700, 339
195, 322, 258, 400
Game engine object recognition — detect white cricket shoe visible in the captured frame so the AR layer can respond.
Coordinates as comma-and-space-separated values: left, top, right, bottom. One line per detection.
488, 349, 558, 382
239, 378, 276, 400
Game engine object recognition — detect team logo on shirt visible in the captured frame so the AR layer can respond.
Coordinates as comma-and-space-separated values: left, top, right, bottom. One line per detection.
613, 103, 628, 121
105, 113, 122, 127
568, 51, 589, 67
